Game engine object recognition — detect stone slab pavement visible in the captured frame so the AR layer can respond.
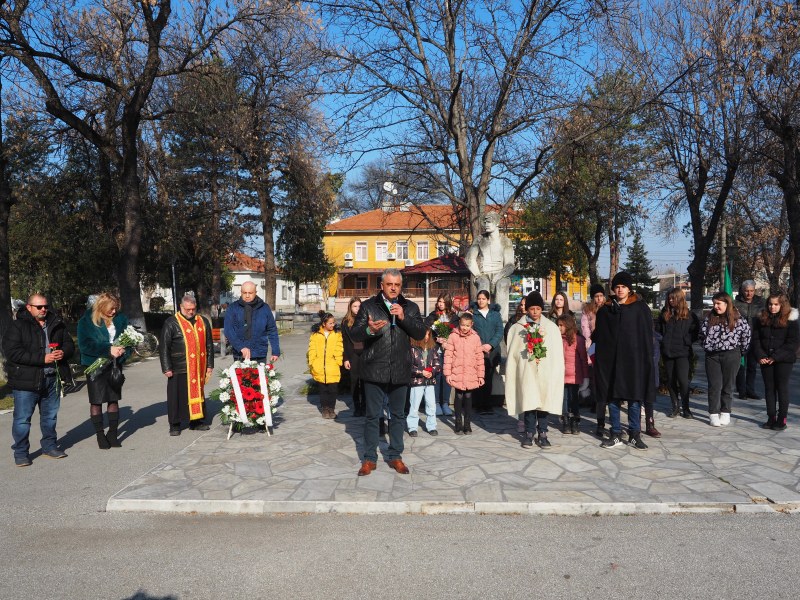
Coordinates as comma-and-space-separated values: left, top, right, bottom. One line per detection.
104, 329, 800, 516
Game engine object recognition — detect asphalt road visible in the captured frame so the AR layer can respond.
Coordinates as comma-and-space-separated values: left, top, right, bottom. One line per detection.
2, 339, 799, 599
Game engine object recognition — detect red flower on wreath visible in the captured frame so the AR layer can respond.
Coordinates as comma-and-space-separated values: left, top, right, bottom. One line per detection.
241, 387, 258, 401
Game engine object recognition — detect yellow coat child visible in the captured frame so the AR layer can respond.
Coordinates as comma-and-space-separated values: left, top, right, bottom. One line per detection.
307, 313, 343, 419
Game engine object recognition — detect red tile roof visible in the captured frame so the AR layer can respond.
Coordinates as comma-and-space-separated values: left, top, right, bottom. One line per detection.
326, 204, 460, 232
326, 203, 521, 233
401, 254, 470, 275
227, 252, 264, 272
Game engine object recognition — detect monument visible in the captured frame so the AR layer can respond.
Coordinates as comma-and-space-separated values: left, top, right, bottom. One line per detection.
465, 212, 515, 321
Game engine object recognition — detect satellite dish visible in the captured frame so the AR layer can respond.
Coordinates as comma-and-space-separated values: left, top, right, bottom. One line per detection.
383, 181, 397, 194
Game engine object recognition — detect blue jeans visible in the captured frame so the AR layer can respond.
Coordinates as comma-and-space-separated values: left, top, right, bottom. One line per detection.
407, 385, 437, 432
433, 373, 452, 407
608, 398, 641, 435
12, 376, 60, 458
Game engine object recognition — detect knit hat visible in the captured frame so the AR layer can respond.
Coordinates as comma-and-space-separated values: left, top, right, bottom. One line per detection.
611, 271, 634, 290
589, 283, 605, 298
525, 291, 545, 309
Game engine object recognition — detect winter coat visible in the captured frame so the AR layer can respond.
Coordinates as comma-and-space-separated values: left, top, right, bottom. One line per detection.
700, 315, 751, 354
657, 310, 700, 359
592, 293, 655, 405
3, 309, 75, 392
341, 321, 363, 363
77, 310, 131, 366
159, 314, 214, 374
734, 294, 765, 327
443, 328, 485, 391
505, 316, 565, 414
223, 296, 281, 359
580, 311, 596, 350
563, 333, 589, 384
307, 326, 344, 385
469, 302, 504, 362
348, 292, 427, 384
410, 345, 442, 386
752, 309, 800, 364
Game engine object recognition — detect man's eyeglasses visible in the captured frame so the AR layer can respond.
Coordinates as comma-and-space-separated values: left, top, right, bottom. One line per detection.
28, 304, 48, 310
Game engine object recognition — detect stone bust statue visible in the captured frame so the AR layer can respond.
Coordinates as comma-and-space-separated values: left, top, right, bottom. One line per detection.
465, 212, 515, 320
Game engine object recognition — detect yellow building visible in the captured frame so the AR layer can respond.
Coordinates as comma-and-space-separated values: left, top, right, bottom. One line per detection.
324, 203, 589, 314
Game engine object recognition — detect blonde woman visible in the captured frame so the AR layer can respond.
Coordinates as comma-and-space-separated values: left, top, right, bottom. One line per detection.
77, 293, 131, 449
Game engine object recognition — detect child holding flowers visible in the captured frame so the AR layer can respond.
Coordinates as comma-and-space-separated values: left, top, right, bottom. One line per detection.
505, 291, 565, 448
407, 330, 442, 436
443, 313, 485, 435
307, 312, 343, 419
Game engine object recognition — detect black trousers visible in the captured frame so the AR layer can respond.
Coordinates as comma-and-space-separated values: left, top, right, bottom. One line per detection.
454, 389, 473, 424
736, 348, 759, 396
761, 362, 793, 420
167, 374, 206, 427
474, 354, 497, 410
363, 381, 406, 462
664, 356, 690, 407
318, 382, 338, 410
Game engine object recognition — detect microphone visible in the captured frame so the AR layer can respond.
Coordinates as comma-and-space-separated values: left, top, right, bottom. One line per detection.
390, 298, 396, 326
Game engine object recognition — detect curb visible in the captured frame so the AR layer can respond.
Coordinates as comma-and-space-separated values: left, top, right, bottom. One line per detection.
105, 497, 796, 516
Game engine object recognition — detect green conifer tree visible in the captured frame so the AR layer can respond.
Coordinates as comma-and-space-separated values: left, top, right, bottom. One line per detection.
623, 230, 658, 305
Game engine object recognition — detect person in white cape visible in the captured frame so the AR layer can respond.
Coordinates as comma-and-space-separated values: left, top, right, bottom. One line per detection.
505, 291, 565, 449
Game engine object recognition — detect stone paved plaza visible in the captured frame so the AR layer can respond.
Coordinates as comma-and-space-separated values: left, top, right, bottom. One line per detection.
107, 329, 800, 515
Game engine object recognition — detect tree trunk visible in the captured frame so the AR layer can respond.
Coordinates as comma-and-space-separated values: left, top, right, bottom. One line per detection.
0, 131, 13, 339
117, 138, 145, 330
258, 183, 277, 308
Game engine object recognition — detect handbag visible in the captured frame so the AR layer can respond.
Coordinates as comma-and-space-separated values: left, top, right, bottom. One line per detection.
108, 357, 125, 392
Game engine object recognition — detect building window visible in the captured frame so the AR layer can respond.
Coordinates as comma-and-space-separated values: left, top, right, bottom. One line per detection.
355, 276, 367, 290
376, 241, 388, 261
281, 285, 289, 301
396, 241, 408, 260
355, 241, 368, 262
417, 241, 429, 261
437, 243, 456, 256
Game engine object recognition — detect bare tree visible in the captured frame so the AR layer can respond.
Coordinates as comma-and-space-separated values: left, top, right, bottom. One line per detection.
735, 1, 800, 305
317, 0, 607, 244
0, 1, 275, 327
609, 0, 757, 310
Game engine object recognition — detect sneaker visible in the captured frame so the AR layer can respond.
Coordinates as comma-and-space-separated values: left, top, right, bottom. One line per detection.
435, 404, 443, 416
600, 433, 623, 449
42, 448, 67, 459
521, 432, 533, 448
709, 414, 721, 427
536, 433, 552, 449
442, 405, 453, 416
408, 430, 418, 437
761, 417, 776, 429
15, 456, 32, 467
719, 412, 731, 426
517, 419, 525, 433
428, 429, 438, 436
628, 433, 648, 450
774, 417, 787, 431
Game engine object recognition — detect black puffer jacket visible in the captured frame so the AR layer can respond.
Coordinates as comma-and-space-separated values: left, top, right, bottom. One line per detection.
3, 309, 75, 392
349, 292, 427, 384
752, 309, 800, 364
657, 310, 700, 359
159, 314, 214, 374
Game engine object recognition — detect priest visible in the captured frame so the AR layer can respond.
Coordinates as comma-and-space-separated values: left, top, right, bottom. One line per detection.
159, 294, 215, 436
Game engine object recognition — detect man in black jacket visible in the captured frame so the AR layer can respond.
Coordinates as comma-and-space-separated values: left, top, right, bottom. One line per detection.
350, 269, 427, 476
4, 294, 75, 466
160, 295, 214, 435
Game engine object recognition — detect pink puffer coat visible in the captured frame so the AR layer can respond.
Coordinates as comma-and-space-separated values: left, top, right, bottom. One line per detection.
443, 328, 485, 391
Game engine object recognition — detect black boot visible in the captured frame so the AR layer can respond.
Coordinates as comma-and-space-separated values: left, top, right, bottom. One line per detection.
463, 412, 472, 435
570, 416, 580, 435
595, 418, 605, 438
454, 415, 464, 435
91, 414, 110, 450
669, 398, 680, 418
681, 399, 693, 419
106, 412, 121, 447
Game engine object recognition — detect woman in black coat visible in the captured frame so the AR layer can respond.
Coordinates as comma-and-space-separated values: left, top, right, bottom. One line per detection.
657, 288, 700, 419
341, 297, 365, 417
753, 293, 800, 430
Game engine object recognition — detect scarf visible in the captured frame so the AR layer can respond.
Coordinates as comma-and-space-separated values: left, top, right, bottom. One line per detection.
242, 297, 260, 341
176, 312, 208, 421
